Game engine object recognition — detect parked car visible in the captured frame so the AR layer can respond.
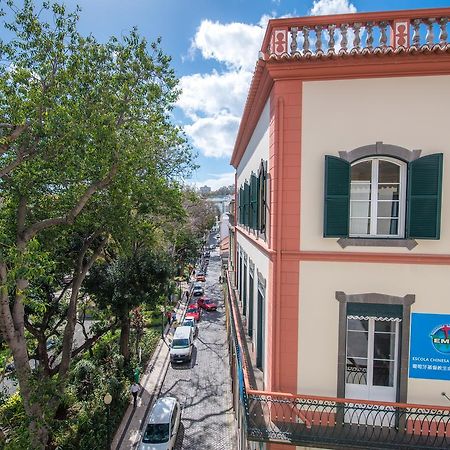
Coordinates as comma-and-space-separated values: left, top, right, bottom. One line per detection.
192, 284, 204, 297
185, 303, 201, 322
196, 272, 206, 282
197, 296, 217, 311
181, 317, 198, 337
170, 326, 194, 363
139, 396, 181, 449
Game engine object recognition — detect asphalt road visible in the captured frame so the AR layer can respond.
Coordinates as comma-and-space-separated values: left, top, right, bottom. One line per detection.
160, 235, 236, 449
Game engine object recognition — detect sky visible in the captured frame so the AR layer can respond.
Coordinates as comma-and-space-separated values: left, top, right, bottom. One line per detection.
1, 0, 450, 189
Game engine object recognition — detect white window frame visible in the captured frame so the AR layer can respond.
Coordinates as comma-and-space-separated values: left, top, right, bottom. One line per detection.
349, 157, 407, 238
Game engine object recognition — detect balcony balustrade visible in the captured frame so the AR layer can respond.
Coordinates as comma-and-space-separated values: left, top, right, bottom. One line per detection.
262, 8, 450, 59
246, 390, 450, 449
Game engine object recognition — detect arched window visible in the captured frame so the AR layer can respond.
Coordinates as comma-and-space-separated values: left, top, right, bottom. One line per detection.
350, 157, 406, 237
324, 150, 443, 240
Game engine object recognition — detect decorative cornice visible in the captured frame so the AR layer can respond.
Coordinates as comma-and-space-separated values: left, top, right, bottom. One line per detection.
338, 141, 421, 163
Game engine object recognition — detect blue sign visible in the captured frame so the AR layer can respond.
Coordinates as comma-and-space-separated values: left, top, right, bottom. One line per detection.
409, 313, 450, 380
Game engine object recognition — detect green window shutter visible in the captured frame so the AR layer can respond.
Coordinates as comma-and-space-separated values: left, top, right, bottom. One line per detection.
406, 153, 443, 239
250, 174, 258, 230
239, 187, 244, 224
245, 182, 250, 226
256, 174, 261, 231
324, 155, 350, 237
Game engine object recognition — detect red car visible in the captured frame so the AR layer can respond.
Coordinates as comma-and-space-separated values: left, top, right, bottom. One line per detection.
196, 272, 206, 282
197, 296, 217, 311
185, 303, 201, 322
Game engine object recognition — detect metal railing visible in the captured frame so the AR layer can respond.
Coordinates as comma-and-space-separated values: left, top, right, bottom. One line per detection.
261, 8, 450, 59
246, 391, 450, 449
225, 270, 450, 449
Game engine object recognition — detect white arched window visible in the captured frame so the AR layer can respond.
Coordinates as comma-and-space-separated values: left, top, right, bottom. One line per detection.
350, 157, 406, 237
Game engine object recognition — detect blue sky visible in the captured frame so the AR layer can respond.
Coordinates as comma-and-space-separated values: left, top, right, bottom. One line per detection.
2, 0, 450, 189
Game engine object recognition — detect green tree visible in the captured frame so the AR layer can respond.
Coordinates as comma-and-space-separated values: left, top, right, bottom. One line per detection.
0, 1, 193, 447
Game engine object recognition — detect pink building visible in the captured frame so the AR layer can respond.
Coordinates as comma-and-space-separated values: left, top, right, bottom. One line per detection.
227, 7, 450, 450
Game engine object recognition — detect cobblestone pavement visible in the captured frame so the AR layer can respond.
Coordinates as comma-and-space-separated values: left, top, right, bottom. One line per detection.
160, 240, 236, 449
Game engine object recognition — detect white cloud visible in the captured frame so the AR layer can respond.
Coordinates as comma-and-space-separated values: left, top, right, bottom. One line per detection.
309, 0, 356, 15
177, 70, 252, 120
184, 114, 240, 158
190, 19, 265, 71
179, 17, 267, 159
191, 172, 235, 190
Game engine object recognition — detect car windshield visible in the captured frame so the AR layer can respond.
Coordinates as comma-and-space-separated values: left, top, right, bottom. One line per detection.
142, 423, 170, 444
193, 291, 202, 296
172, 338, 189, 348
205, 299, 212, 304
187, 307, 197, 312
183, 320, 194, 327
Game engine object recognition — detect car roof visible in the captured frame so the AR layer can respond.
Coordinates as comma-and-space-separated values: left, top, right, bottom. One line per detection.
148, 397, 178, 423
173, 326, 192, 340
187, 303, 198, 308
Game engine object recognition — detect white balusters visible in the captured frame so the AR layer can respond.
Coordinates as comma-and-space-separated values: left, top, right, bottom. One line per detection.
412, 19, 421, 46
353, 23, 362, 50
340, 24, 348, 52
302, 26, 310, 54
290, 27, 298, 53
315, 25, 323, 52
425, 18, 435, 45
327, 24, 336, 53
379, 22, 388, 48
365, 22, 374, 49
438, 18, 448, 45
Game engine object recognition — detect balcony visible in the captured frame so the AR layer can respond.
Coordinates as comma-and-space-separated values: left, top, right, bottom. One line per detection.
226, 271, 450, 449
260, 8, 450, 60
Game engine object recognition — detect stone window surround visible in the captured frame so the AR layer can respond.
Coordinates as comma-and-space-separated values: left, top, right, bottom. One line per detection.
335, 291, 415, 403
337, 141, 421, 250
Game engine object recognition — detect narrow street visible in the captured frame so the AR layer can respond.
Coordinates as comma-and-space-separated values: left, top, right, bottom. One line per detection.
161, 236, 236, 449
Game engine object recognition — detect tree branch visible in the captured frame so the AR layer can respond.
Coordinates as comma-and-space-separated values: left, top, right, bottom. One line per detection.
0, 123, 29, 156
22, 163, 119, 242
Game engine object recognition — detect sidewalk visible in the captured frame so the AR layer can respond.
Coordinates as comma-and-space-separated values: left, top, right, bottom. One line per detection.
112, 282, 191, 450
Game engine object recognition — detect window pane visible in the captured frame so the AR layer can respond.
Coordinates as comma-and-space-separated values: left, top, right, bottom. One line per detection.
350, 201, 370, 217
372, 360, 395, 387
347, 331, 368, 358
378, 161, 400, 183
378, 183, 400, 201
351, 161, 372, 181
374, 333, 395, 360
346, 358, 368, 385
377, 218, 398, 235
377, 201, 399, 218
375, 321, 396, 333
350, 218, 370, 235
348, 318, 369, 331
350, 182, 371, 200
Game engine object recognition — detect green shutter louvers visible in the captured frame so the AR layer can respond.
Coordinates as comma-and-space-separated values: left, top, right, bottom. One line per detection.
250, 174, 258, 230
324, 155, 350, 237
407, 153, 443, 239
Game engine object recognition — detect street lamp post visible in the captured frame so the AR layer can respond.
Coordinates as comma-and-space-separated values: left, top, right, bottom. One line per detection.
104, 392, 112, 450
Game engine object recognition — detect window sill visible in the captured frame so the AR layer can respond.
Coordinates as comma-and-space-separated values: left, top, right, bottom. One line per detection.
337, 238, 417, 250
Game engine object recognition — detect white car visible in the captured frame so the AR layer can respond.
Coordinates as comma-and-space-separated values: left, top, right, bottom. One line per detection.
139, 397, 181, 449
181, 317, 198, 337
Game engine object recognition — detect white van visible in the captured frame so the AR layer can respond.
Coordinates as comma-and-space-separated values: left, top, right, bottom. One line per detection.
139, 396, 181, 450
169, 326, 194, 363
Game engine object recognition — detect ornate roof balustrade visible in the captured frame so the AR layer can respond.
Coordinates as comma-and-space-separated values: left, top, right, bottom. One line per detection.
261, 8, 450, 60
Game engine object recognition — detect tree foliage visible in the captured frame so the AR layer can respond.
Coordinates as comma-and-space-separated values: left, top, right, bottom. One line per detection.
0, 1, 195, 447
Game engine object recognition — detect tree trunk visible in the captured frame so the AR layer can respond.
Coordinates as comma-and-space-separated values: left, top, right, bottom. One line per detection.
119, 306, 130, 363
0, 262, 48, 449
